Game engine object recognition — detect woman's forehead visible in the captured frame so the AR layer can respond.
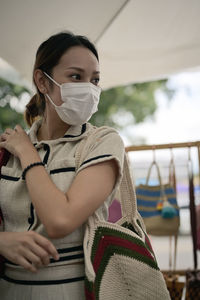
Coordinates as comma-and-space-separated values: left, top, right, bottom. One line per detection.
58, 46, 99, 71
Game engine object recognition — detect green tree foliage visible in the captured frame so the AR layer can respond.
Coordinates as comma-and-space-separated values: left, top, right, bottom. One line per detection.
90, 79, 174, 129
0, 104, 25, 132
0, 78, 174, 133
0, 78, 30, 132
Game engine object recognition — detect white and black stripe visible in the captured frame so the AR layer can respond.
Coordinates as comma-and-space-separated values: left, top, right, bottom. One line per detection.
80, 154, 112, 167
2, 274, 85, 285
3, 245, 84, 285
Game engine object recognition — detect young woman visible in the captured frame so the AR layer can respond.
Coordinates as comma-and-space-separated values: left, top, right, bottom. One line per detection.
0, 32, 124, 299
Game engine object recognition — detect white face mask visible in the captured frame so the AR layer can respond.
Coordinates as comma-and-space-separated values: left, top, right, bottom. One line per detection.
43, 72, 101, 125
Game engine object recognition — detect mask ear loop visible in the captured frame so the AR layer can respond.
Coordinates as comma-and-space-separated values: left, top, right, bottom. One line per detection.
43, 71, 61, 87
43, 72, 61, 108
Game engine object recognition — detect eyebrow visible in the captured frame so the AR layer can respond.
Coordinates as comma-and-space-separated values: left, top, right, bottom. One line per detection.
66, 67, 100, 74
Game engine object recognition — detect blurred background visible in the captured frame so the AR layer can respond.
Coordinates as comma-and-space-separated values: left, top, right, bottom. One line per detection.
1, 0, 200, 270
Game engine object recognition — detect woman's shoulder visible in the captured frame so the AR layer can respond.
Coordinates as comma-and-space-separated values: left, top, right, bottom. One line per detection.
85, 123, 124, 151
86, 123, 121, 139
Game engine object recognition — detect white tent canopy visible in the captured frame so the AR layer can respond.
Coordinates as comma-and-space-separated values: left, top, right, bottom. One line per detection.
0, 0, 200, 90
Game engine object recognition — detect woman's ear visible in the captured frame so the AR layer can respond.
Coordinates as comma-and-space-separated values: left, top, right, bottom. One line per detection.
34, 69, 48, 94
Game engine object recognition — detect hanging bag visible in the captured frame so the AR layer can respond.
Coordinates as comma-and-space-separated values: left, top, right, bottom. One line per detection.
185, 151, 200, 300
76, 128, 170, 300
136, 159, 180, 236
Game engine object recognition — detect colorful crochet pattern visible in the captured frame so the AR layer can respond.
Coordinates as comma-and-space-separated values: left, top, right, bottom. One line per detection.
84, 221, 160, 299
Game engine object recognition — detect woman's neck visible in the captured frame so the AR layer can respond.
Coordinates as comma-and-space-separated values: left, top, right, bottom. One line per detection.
37, 117, 70, 141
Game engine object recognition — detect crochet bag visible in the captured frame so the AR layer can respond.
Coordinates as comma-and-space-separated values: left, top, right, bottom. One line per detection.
136, 160, 180, 236
76, 128, 170, 300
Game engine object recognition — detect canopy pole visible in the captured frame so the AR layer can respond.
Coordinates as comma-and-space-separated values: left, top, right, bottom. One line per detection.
94, 0, 130, 43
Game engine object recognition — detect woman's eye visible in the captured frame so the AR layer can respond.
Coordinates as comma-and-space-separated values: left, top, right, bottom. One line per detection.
92, 78, 100, 85
71, 74, 81, 80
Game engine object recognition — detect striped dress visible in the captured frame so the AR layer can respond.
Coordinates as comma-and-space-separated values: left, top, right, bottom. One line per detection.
0, 119, 124, 300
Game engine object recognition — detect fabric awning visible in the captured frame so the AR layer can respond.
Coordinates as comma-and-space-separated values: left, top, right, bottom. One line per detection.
0, 0, 200, 89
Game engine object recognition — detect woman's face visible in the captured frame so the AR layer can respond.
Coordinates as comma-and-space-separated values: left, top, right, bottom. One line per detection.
46, 46, 100, 106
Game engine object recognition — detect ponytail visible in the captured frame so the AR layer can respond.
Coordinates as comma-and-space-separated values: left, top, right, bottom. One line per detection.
24, 92, 45, 127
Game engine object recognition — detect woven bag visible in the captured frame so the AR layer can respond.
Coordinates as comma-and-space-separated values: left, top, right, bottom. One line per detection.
76, 128, 170, 300
163, 273, 185, 300
162, 237, 185, 300
136, 160, 180, 236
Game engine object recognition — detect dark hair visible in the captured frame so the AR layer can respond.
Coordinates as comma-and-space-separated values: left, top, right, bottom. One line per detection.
25, 31, 99, 126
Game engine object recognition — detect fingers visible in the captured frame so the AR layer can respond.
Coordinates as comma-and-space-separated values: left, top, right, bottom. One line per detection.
19, 232, 59, 270
17, 256, 38, 273
4, 128, 14, 135
0, 231, 58, 273
0, 128, 15, 143
0, 142, 6, 151
32, 232, 59, 261
27, 242, 50, 266
2, 125, 22, 135
0, 125, 28, 156
0, 126, 19, 143
0, 133, 10, 151
14, 124, 23, 132
0, 133, 8, 141
0, 140, 6, 147
22, 248, 43, 269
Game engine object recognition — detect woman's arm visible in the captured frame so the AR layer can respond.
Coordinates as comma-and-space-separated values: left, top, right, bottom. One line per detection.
0, 125, 119, 239
24, 158, 118, 239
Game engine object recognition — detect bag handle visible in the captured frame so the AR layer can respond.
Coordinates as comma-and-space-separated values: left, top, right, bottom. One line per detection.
119, 154, 137, 217
147, 151, 176, 187
168, 151, 176, 190
146, 160, 163, 185
75, 128, 137, 218
146, 160, 167, 202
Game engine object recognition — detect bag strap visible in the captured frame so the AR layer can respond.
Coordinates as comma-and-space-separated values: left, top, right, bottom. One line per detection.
188, 149, 198, 270
0, 148, 10, 176
119, 154, 137, 217
0, 148, 10, 224
146, 160, 168, 202
146, 160, 163, 185
168, 153, 177, 191
75, 128, 137, 218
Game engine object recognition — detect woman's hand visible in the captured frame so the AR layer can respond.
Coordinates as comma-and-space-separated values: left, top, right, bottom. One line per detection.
0, 125, 34, 158
0, 231, 59, 273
